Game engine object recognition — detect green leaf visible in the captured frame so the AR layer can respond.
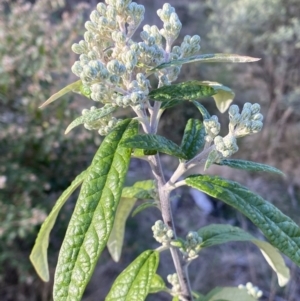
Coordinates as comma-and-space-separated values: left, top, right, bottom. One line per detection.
122, 180, 155, 199
198, 81, 235, 113
181, 119, 205, 159
172, 296, 180, 301
149, 81, 216, 102
105, 250, 159, 301
205, 150, 221, 171
151, 53, 260, 71
185, 175, 300, 268
107, 180, 156, 262
65, 104, 117, 134
191, 101, 211, 120
39, 80, 82, 108
149, 274, 166, 294
217, 159, 285, 176
53, 119, 138, 301
122, 134, 188, 159
107, 197, 137, 262
29, 170, 87, 282
198, 224, 290, 286
132, 201, 158, 217
161, 99, 182, 110
200, 287, 257, 301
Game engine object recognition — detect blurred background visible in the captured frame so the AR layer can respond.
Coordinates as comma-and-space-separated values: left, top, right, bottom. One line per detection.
0, 0, 300, 300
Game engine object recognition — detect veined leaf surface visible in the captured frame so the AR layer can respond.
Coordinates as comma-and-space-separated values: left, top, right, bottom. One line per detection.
105, 250, 159, 301
185, 175, 300, 267
53, 119, 138, 301
198, 224, 290, 286
122, 134, 188, 159
149, 274, 166, 294
65, 104, 116, 134
30, 170, 87, 282
181, 119, 205, 159
121, 180, 155, 200
149, 81, 215, 102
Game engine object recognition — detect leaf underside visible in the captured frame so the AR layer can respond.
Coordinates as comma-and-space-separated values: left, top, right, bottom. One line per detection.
53, 119, 138, 301
39, 80, 82, 108
198, 224, 290, 286
185, 175, 300, 266
180, 119, 206, 159
151, 53, 260, 71
200, 287, 257, 301
105, 250, 159, 301
217, 159, 285, 176
107, 197, 137, 262
29, 169, 87, 282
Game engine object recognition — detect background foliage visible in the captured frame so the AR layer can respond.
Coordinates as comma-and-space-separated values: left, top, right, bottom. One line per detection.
0, 0, 299, 300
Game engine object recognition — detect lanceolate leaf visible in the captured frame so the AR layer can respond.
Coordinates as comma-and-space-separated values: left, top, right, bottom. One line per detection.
217, 159, 285, 176
161, 99, 182, 110
181, 119, 205, 159
185, 175, 300, 267
105, 250, 159, 301
122, 134, 188, 159
65, 104, 117, 134
53, 119, 138, 301
198, 224, 290, 286
198, 81, 235, 113
149, 274, 166, 294
191, 101, 211, 120
200, 287, 257, 301
151, 53, 260, 71
39, 80, 82, 108
132, 201, 158, 217
122, 180, 155, 199
149, 81, 215, 102
107, 197, 137, 262
30, 169, 87, 282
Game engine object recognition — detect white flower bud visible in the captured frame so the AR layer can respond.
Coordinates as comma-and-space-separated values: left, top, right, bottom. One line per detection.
71, 61, 83, 76
251, 103, 261, 114
84, 31, 94, 43
190, 35, 201, 45
90, 10, 101, 24
85, 21, 97, 32
72, 43, 84, 54
97, 3, 106, 15
229, 104, 239, 117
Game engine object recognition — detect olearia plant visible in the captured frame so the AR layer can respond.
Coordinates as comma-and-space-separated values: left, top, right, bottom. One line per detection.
30, 1, 300, 301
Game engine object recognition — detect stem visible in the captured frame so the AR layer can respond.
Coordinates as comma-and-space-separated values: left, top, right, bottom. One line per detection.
147, 154, 193, 301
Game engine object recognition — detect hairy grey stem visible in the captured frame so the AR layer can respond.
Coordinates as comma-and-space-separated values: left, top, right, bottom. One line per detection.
147, 154, 193, 301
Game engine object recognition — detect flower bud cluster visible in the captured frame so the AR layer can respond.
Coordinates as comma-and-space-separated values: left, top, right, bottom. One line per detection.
152, 220, 174, 246
238, 282, 263, 299
180, 231, 203, 259
229, 103, 263, 137
70, 1, 202, 135
157, 3, 182, 45
81, 106, 120, 135
214, 134, 239, 158
203, 115, 221, 142
167, 273, 180, 293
